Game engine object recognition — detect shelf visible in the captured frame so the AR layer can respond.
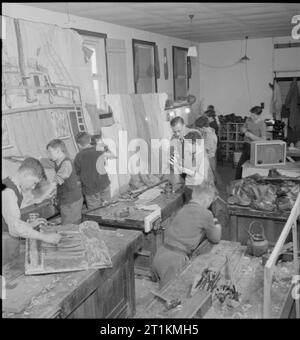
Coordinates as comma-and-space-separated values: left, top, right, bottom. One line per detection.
219, 141, 245, 143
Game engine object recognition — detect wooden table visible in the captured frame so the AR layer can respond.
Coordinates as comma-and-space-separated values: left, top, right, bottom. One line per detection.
83, 189, 186, 278
287, 148, 300, 160
242, 161, 300, 178
227, 204, 293, 246
135, 241, 295, 319
2, 229, 143, 319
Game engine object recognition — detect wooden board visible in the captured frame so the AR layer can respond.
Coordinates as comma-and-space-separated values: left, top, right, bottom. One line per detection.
135, 241, 295, 319
25, 222, 112, 275
173, 290, 212, 318
3, 229, 143, 318
228, 204, 290, 221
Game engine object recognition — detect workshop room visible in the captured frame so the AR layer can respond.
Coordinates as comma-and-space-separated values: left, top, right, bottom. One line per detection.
2, 2, 300, 320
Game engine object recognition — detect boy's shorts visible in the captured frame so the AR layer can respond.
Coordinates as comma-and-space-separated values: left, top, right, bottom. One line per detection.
85, 186, 111, 210
60, 197, 83, 225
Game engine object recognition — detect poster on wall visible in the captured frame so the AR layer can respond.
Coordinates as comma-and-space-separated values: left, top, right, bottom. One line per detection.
2, 120, 13, 149
50, 111, 71, 139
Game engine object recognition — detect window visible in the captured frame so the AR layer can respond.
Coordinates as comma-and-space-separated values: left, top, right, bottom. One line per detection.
73, 29, 109, 115
133, 39, 158, 94
82, 37, 108, 111
173, 46, 190, 101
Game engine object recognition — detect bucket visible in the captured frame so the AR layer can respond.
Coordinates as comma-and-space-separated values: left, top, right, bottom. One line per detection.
233, 152, 242, 168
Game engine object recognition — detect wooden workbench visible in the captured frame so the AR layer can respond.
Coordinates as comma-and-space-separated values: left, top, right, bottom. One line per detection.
242, 160, 300, 178
2, 229, 143, 319
83, 189, 186, 278
135, 241, 295, 319
227, 204, 299, 246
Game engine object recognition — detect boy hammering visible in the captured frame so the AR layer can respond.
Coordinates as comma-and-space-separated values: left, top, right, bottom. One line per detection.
2, 158, 61, 247
46, 139, 83, 224
75, 132, 116, 210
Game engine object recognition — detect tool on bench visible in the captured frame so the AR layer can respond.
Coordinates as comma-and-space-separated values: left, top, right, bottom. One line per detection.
130, 179, 168, 199
150, 290, 181, 310
190, 268, 221, 297
215, 256, 240, 306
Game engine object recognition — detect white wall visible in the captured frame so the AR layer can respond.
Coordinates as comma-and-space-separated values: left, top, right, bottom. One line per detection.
198, 36, 300, 119
2, 3, 200, 101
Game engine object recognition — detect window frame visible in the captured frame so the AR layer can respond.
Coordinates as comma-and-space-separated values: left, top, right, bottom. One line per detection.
132, 39, 158, 94
172, 46, 189, 101
72, 28, 109, 94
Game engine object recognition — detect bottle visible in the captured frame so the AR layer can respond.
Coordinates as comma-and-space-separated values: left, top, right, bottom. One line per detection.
213, 218, 222, 238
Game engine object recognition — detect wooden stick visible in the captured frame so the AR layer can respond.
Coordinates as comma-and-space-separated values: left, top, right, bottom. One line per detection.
264, 192, 300, 318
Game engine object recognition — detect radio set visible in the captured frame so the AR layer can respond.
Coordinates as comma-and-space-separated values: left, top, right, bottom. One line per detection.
249, 140, 286, 167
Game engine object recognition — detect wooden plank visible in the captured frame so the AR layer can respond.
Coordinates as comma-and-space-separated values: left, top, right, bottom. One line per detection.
136, 240, 295, 319
135, 241, 242, 318
173, 290, 212, 318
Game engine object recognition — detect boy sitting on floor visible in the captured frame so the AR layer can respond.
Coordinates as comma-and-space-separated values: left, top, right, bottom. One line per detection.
152, 185, 222, 289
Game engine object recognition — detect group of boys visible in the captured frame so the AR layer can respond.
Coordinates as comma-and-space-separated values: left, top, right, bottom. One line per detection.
2, 131, 115, 246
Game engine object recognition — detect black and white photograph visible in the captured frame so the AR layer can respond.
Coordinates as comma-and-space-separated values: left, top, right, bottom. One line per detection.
1, 2, 300, 323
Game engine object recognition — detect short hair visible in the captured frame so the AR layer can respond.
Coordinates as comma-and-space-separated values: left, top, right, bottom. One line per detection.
184, 130, 203, 142
170, 116, 184, 127
18, 157, 46, 180
46, 139, 67, 153
91, 133, 102, 146
195, 115, 209, 128
192, 183, 217, 208
76, 132, 91, 147
250, 106, 263, 115
205, 109, 216, 117
208, 105, 215, 110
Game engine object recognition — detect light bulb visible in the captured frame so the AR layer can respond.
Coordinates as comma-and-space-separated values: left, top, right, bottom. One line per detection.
185, 107, 191, 114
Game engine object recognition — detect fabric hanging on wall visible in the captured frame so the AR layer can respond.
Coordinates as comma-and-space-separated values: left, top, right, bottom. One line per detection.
285, 79, 300, 129
101, 123, 132, 198
120, 94, 139, 142
104, 93, 168, 190
130, 94, 152, 173
270, 81, 283, 120
2, 16, 98, 177
163, 48, 168, 80
154, 44, 160, 79
104, 94, 138, 143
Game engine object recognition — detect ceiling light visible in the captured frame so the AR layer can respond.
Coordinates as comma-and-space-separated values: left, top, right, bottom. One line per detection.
187, 46, 198, 57
187, 14, 198, 58
239, 36, 250, 62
